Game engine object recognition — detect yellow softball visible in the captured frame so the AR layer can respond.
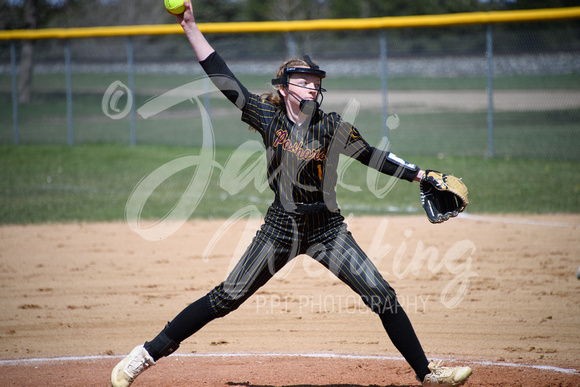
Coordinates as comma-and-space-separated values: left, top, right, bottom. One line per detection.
165, 0, 187, 15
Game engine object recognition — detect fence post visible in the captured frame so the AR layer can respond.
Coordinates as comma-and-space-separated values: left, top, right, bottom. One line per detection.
127, 36, 136, 146
10, 42, 19, 145
65, 40, 74, 146
379, 30, 388, 139
286, 32, 297, 58
486, 24, 494, 158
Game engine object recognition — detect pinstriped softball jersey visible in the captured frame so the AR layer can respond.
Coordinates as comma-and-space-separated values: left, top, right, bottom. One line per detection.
200, 52, 420, 317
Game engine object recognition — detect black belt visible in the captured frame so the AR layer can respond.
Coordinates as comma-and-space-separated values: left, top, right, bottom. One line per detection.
274, 198, 327, 215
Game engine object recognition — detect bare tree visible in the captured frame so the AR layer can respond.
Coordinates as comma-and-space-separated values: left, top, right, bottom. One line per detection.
18, 0, 38, 104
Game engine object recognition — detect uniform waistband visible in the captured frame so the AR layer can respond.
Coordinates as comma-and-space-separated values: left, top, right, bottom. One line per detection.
273, 198, 328, 215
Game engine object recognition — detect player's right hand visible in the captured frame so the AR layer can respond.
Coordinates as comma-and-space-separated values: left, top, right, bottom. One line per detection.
175, 0, 195, 25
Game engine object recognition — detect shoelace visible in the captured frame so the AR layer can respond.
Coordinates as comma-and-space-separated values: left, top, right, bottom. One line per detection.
126, 352, 154, 379
430, 360, 450, 375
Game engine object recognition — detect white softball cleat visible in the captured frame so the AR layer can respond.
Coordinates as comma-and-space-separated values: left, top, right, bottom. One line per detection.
422, 360, 472, 386
111, 345, 156, 387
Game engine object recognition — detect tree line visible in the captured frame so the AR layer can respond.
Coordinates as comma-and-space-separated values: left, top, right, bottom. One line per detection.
2, 0, 578, 103
2, 0, 579, 30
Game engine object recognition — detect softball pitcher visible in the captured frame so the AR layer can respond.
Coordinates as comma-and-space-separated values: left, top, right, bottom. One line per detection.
112, 2, 472, 386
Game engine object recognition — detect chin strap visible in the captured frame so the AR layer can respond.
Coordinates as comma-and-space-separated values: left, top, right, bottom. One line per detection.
299, 99, 319, 116
284, 86, 324, 115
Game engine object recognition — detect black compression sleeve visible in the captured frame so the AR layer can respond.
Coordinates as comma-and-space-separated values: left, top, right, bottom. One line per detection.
380, 303, 430, 381
199, 51, 251, 110
363, 147, 420, 182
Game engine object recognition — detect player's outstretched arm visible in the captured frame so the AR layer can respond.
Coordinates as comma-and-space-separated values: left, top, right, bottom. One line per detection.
173, 0, 214, 62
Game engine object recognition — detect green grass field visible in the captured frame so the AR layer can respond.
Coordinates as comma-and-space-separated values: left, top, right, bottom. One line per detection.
1, 72, 578, 223
1, 144, 579, 224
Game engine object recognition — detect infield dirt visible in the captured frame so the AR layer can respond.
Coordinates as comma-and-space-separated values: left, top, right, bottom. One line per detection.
1, 214, 579, 386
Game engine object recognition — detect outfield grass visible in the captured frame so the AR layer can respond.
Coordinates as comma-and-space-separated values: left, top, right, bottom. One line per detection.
1, 144, 578, 224
1, 72, 578, 159
1, 72, 578, 223
2, 91, 578, 159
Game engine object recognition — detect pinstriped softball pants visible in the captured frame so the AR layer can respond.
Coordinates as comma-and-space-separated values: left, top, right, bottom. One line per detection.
148, 203, 429, 380
206, 204, 397, 318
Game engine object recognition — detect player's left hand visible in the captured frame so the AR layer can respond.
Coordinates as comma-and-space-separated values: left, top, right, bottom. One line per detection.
420, 170, 469, 224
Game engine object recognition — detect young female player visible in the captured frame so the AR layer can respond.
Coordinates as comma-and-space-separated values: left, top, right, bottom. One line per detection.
111, 2, 472, 386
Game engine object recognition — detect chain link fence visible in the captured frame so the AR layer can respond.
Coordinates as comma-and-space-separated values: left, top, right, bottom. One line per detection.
1, 20, 579, 160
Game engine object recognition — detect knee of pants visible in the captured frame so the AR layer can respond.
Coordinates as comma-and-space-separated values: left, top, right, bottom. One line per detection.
206, 282, 253, 318
361, 291, 398, 314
